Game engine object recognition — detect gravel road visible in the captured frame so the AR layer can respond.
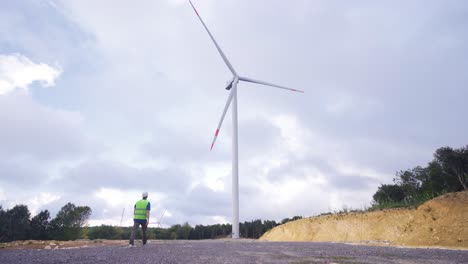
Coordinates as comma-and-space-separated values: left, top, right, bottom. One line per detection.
1, 240, 467, 264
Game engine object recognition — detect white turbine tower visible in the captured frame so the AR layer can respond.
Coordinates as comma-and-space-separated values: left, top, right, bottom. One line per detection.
189, 0, 303, 239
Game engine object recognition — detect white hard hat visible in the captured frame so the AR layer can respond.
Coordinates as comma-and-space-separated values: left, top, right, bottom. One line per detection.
142, 191, 148, 198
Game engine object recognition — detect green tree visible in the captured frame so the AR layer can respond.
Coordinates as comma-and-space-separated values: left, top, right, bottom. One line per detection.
281, 216, 303, 225
29, 210, 51, 240
87, 225, 122, 240
151, 227, 171, 240
176, 222, 192, 239
372, 184, 406, 205
394, 167, 426, 202
0, 206, 8, 242
4, 205, 31, 241
167, 224, 180, 240
190, 225, 206, 239
371, 144, 468, 209
50, 203, 92, 240
434, 146, 468, 191
263, 220, 277, 233
420, 161, 449, 196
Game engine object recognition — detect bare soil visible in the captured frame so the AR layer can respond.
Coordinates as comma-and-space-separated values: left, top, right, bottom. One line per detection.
261, 191, 468, 249
0, 239, 126, 250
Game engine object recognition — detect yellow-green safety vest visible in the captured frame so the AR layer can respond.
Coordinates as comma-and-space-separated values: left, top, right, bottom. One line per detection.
134, 199, 149, 220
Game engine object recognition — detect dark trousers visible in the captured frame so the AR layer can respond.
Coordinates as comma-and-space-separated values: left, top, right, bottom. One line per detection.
129, 220, 147, 245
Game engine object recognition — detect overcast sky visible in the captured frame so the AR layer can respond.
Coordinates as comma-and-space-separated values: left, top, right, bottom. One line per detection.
1, 0, 467, 227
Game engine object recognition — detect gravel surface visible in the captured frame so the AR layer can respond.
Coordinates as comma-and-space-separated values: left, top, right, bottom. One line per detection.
1, 240, 467, 264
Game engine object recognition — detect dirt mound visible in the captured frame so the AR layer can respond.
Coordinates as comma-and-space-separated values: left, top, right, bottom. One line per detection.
260, 191, 468, 249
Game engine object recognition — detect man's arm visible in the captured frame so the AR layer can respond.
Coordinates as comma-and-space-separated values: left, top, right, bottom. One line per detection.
146, 210, 150, 226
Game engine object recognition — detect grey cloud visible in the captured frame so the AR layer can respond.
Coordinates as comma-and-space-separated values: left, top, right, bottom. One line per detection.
0, 158, 47, 189
238, 117, 281, 156
262, 156, 379, 191
0, 93, 88, 161
327, 173, 379, 191
141, 116, 281, 166
220, 0, 468, 151
0, 0, 95, 71
164, 185, 230, 224
175, 185, 230, 216
141, 124, 230, 164
55, 159, 190, 195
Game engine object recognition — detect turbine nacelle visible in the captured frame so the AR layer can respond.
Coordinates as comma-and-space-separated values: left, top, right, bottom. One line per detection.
225, 78, 235, 90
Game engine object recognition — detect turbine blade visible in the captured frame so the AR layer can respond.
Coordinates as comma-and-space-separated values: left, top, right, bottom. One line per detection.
239, 76, 304, 93
210, 86, 236, 150
189, 0, 237, 76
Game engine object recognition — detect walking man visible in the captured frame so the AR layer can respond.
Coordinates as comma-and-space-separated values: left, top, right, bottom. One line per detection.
129, 191, 151, 246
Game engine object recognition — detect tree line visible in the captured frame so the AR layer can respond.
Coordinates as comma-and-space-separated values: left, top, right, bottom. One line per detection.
372, 145, 467, 208
87, 216, 302, 240
0, 203, 91, 242
0, 198, 301, 242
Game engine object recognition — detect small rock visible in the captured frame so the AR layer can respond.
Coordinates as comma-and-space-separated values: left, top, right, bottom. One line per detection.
44, 245, 51, 249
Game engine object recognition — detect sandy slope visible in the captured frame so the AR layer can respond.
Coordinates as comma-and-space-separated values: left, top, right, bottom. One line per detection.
260, 191, 468, 249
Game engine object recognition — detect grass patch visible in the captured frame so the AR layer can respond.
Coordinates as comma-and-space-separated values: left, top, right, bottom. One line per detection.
369, 193, 435, 211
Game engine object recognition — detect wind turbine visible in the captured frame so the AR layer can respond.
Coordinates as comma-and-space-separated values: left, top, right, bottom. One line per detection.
189, 0, 303, 239
120, 208, 125, 226
149, 208, 167, 228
